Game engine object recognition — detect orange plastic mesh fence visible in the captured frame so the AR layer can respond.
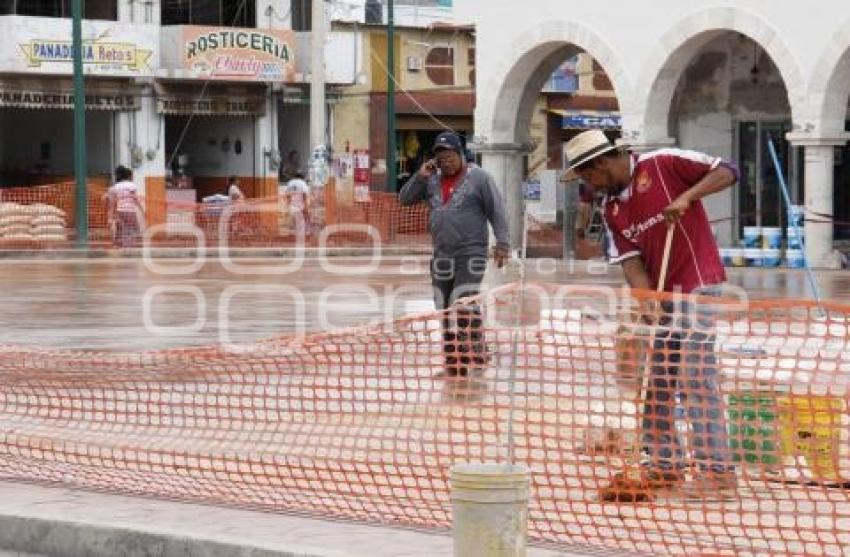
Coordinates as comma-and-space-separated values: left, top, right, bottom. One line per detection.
1, 284, 849, 556
0, 183, 431, 249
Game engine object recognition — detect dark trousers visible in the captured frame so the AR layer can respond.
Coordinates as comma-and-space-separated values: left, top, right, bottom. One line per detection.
431, 256, 487, 375
643, 288, 733, 474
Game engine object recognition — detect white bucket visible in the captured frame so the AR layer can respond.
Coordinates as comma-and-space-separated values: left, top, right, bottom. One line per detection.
727, 247, 745, 267
762, 248, 781, 267
762, 227, 782, 249
743, 226, 762, 248
744, 248, 763, 267
787, 227, 804, 249
786, 249, 805, 268
451, 463, 530, 557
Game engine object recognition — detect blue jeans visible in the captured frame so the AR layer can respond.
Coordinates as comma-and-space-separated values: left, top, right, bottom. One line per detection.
642, 287, 734, 474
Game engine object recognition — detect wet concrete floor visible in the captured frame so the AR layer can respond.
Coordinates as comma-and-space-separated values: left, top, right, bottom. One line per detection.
1, 257, 847, 350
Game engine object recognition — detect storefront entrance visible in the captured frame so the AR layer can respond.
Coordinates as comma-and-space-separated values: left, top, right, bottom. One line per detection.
158, 82, 266, 201
0, 78, 141, 189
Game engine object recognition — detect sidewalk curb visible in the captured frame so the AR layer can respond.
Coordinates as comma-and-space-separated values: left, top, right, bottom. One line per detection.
0, 513, 343, 557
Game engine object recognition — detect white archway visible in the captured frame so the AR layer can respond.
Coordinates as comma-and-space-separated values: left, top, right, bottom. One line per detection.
635, 6, 806, 143
808, 22, 850, 134
477, 19, 631, 146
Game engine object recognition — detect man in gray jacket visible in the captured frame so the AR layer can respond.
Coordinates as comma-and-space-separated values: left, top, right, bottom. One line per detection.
400, 131, 510, 378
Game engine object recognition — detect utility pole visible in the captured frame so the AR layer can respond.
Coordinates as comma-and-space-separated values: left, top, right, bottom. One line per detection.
387, 0, 397, 192
310, 0, 326, 151
72, 0, 87, 247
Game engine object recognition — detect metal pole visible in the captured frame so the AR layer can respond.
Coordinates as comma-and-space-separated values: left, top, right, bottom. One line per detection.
310, 0, 327, 150
387, 0, 397, 192
766, 136, 823, 305
72, 0, 88, 247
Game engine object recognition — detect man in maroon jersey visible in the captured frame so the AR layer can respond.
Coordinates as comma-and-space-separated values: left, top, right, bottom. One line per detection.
565, 130, 739, 502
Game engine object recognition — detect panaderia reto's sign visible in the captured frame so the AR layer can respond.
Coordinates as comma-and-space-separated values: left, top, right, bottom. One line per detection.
182, 26, 296, 82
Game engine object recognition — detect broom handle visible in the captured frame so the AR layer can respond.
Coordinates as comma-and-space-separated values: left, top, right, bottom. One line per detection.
657, 223, 675, 293
629, 223, 675, 468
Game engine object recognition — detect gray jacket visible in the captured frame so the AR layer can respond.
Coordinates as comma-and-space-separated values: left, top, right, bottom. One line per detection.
400, 165, 510, 258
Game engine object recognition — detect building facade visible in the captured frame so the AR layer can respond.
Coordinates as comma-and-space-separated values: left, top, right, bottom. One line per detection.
0, 0, 358, 228
329, 1, 473, 194
461, 0, 850, 268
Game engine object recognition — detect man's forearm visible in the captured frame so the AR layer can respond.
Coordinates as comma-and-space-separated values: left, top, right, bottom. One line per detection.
621, 257, 652, 290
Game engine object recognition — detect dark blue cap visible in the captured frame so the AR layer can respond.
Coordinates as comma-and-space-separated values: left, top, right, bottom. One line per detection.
432, 131, 464, 154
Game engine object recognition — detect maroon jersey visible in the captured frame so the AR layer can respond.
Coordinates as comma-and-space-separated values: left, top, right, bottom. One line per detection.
603, 149, 736, 293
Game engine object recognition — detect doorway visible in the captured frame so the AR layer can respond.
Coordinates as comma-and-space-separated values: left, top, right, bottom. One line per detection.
735, 120, 803, 239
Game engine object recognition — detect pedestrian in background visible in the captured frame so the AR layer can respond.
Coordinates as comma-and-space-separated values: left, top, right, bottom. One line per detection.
106, 165, 145, 248
284, 172, 311, 243
227, 176, 246, 201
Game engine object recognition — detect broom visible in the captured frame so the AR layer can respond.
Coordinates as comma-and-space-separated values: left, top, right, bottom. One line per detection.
610, 222, 675, 502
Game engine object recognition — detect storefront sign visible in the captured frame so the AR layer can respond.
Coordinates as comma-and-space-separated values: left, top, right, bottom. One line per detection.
182, 27, 296, 82
561, 114, 622, 130
20, 39, 152, 72
156, 96, 265, 116
0, 19, 157, 76
0, 89, 140, 110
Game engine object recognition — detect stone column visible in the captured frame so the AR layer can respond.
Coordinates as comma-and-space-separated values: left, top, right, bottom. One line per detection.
478, 143, 529, 253
787, 133, 849, 269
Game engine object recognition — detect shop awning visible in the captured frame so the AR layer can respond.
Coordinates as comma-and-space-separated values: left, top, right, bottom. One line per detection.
549, 109, 622, 130
0, 77, 142, 111
154, 82, 267, 116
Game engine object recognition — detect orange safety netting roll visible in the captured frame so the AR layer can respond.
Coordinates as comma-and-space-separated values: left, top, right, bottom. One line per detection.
0, 182, 431, 250
0, 284, 849, 556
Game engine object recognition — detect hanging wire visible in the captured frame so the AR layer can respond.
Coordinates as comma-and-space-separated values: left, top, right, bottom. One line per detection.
369, 47, 461, 133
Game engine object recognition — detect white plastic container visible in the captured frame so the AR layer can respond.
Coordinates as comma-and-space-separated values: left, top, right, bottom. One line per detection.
787, 227, 804, 249
722, 248, 745, 267
786, 249, 805, 268
789, 205, 805, 228
762, 248, 781, 267
762, 227, 782, 249
744, 248, 763, 267
728, 248, 745, 267
743, 226, 762, 248
451, 463, 530, 557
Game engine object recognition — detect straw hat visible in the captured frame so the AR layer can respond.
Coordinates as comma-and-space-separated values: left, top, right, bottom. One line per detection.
564, 130, 619, 171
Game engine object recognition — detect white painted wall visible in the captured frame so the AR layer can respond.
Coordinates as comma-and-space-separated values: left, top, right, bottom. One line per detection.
468, 0, 850, 142
0, 16, 158, 77
468, 0, 850, 262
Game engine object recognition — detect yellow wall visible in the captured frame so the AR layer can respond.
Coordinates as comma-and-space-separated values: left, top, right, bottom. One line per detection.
332, 95, 370, 156
331, 26, 476, 169
397, 28, 475, 91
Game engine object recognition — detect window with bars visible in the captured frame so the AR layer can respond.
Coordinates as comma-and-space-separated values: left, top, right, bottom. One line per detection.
161, 0, 255, 26
0, 0, 117, 20
291, 0, 311, 31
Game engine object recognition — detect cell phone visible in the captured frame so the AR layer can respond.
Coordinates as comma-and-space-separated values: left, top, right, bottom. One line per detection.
426, 159, 438, 171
